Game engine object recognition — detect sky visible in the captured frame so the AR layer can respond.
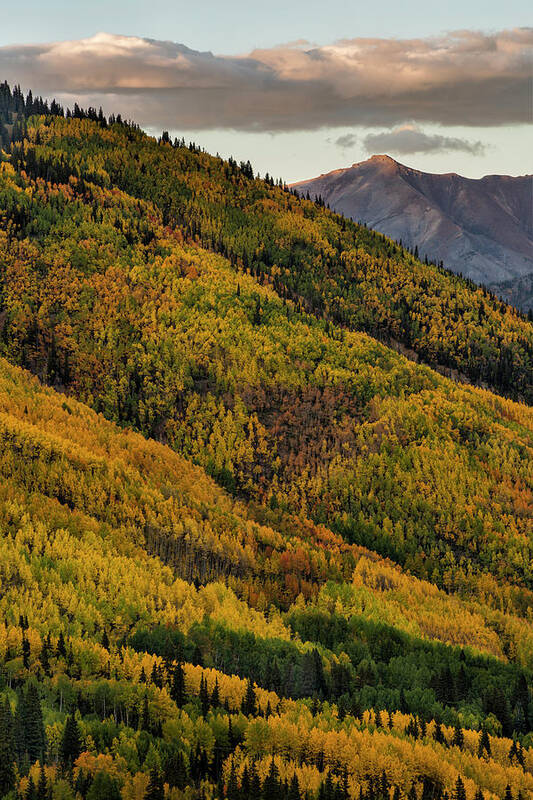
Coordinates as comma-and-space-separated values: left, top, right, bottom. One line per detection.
1, 0, 531, 182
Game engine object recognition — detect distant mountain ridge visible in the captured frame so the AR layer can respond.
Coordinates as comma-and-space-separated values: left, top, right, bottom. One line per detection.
292, 155, 533, 309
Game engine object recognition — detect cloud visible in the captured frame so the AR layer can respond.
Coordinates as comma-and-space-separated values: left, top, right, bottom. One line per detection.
335, 133, 358, 148
363, 124, 486, 155
0, 28, 531, 132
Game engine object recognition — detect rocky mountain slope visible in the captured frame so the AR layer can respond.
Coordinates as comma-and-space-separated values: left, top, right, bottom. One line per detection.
292, 155, 533, 309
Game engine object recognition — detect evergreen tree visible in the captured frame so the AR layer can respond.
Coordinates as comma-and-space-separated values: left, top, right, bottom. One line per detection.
241, 678, 257, 716
145, 767, 164, 800
0, 700, 15, 796
200, 674, 210, 717
226, 758, 239, 800
22, 632, 31, 668
454, 776, 466, 800
140, 693, 150, 731
15, 682, 46, 765
60, 714, 82, 767
262, 757, 280, 800
168, 749, 188, 789
288, 773, 301, 800
211, 676, 220, 708
170, 662, 186, 707
452, 721, 464, 749
87, 770, 122, 800
57, 632, 66, 658
25, 774, 37, 800
36, 762, 48, 800
477, 727, 491, 758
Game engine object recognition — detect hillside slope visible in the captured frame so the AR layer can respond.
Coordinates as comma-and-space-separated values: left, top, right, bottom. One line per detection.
0, 145, 532, 599
0, 84, 531, 800
292, 155, 533, 310
0, 356, 532, 799
1, 93, 532, 402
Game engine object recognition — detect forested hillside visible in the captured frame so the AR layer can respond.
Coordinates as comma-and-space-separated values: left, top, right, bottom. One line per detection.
1, 81, 532, 404
0, 81, 531, 800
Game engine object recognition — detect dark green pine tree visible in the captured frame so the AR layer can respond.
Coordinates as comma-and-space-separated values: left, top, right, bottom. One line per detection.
211, 676, 220, 708
288, 772, 301, 800
40, 635, 51, 677
226, 758, 239, 800
16, 682, 46, 765
140, 693, 150, 732
379, 770, 389, 797
241, 678, 257, 716
150, 662, 162, 688
56, 631, 66, 658
434, 721, 445, 744
86, 770, 122, 800
321, 771, 334, 800
477, 727, 491, 758
240, 764, 250, 797
452, 721, 464, 749
250, 761, 261, 798
36, 761, 48, 800
145, 767, 164, 800
504, 787, 513, 800
22, 632, 31, 669
60, 714, 82, 767
170, 662, 186, 707
164, 748, 188, 790
262, 757, 280, 800
474, 790, 484, 800
199, 675, 210, 717
0, 699, 16, 796
25, 774, 37, 800
340, 767, 349, 800
454, 776, 466, 800
514, 674, 530, 729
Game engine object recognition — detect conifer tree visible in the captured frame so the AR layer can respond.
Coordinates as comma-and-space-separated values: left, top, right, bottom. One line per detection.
241, 678, 257, 716
145, 767, 164, 800
170, 661, 186, 707
454, 776, 466, 800
262, 757, 280, 800
211, 676, 220, 708
36, 761, 48, 800
477, 727, 491, 758
288, 773, 301, 800
452, 721, 464, 749
200, 674, 210, 717
60, 714, 82, 767
0, 700, 15, 796
164, 749, 187, 790
226, 758, 239, 800
15, 682, 46, 765
140, 693, 150, 731
25, 774, 37, 800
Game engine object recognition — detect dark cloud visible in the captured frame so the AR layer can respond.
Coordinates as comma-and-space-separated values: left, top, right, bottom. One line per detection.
335, 133, 358, 148
363, 124, 486, 155
0, 29, 530, 132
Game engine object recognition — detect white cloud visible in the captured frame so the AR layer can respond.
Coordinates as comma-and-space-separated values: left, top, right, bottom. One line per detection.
0, 28, 530, 131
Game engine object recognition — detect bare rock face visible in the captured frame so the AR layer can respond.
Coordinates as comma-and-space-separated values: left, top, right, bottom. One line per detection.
292, 156, 533, 309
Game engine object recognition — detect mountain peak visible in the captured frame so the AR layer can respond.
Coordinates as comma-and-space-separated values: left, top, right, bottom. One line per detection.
291, 157, 533, 299
368, 154, 397, 163
352, 153, 402, 171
